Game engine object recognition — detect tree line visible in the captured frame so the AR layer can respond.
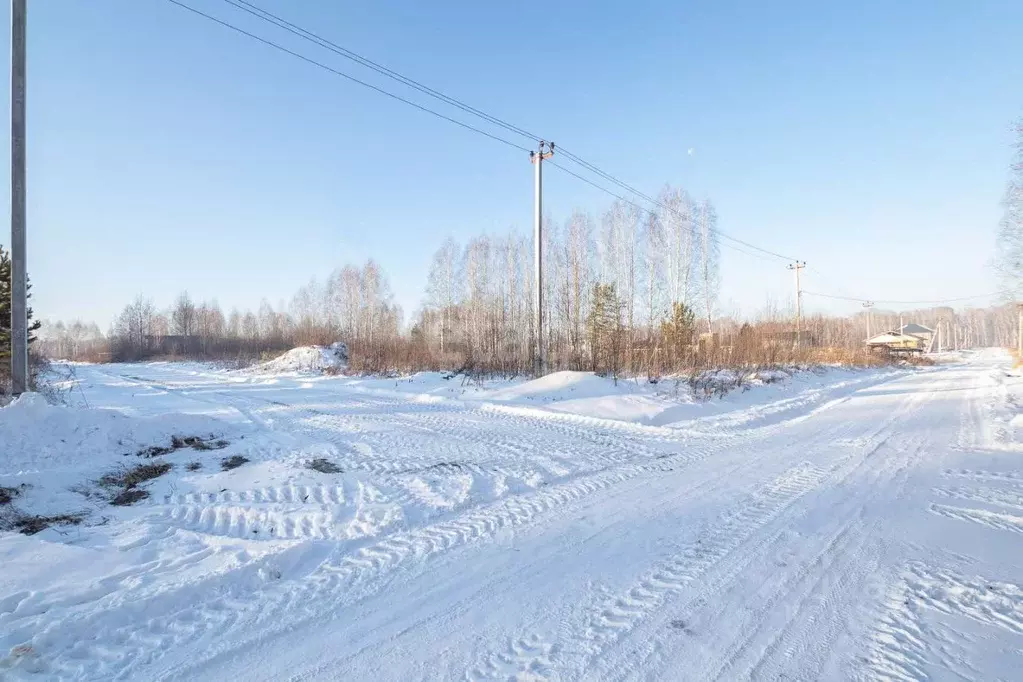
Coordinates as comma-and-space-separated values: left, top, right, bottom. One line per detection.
32, 172, 1023, 376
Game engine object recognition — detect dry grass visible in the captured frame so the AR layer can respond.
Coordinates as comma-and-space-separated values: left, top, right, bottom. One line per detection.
137, 443, 176, 458
220, 455, 249, 471
171, 435, 229, 451
306, 458, 342, 474
110, 489, 150, 506
136, 435, 229, 458
99, 462, 173, 489
0, 485, 25, 506
97, 461, 173, 506
10, 513, 86, 536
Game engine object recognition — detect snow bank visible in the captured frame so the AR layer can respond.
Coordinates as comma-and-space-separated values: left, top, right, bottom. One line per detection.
477, 367, 904, 429
0, 392, 225, 474
478, 371, 669, 423
483, 371, 639, 402
328, 367, 900, 430
246, 342, 349, 375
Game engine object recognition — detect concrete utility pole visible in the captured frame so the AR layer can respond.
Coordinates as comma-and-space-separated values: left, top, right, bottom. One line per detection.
530, 140, 554, 376
862, 301, 874, 340
10, 0, 28, 394
787, 261, 805, 348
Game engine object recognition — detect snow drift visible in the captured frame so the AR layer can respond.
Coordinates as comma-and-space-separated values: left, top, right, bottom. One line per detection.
0, 392, 225, 473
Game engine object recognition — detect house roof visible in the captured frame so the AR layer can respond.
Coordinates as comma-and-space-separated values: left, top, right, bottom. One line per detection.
899, 323, 934, 334
866, 332, 921, 344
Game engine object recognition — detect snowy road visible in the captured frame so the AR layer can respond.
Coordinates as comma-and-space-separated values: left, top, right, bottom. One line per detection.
3, 352, 1023, 680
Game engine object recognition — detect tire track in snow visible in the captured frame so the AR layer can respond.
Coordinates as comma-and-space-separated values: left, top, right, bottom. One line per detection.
471, 462, 837, 681
902, 563, 1023, 634
12, 366, 766, 681
148, 481, 391, 543
97, 362, 800, 479
100, 366, 698, 536
929, 503, 1023, 535
598, 365, 960, 682
148, 484, 348, 507
931, 485, 1023, 511
472, 374, 934, 682
858, 563, 1023, 681
942, 468, 1023, 485
47, 362, 916, 681
696, 434, 930, 682
23, 430, 729, 681
685, 370, 968, 682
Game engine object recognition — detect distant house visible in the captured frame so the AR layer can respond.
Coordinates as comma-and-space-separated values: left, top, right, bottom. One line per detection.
865, 331, 925, 353
899, 323, 934, 348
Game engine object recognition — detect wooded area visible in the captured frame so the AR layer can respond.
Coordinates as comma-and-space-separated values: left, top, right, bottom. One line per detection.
30, 175, 1022, 378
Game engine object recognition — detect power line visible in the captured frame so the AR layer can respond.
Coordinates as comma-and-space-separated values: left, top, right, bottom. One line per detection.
547, 160, 778, 263
162, 0, 531, 153
552, 160, 773, 263
805, 266, 1009, 307
209, 0, 798, 264
217, 0, 541, 143
556, 148, 796, 262
173, 0, 798, 266
804, 265, 865, 302
803, 290, 1009, 306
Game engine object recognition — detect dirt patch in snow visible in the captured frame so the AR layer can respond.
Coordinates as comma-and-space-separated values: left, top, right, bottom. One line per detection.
136, 434, 229, 458
96, 461, 174, 506
221, 455, 250, 471
0, 484, 26, 506
8, 512, 87, 536
306, 458, 342, 474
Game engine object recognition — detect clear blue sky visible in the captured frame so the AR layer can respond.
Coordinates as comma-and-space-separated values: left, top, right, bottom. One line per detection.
3, 0, 1022, 327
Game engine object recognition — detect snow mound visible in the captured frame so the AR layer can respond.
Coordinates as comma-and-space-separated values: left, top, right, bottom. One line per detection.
483, 371, 638, 403
0, 392, 225, 473
480, 371, 671, 423
248, 342, 349, 375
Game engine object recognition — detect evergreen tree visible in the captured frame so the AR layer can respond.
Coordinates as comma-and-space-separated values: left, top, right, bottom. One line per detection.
587, 282, 623, 375
661, 300, 696, 369
0, 244, 41, 366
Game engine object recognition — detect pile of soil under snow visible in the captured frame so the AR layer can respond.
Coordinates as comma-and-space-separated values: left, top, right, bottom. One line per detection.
247, 342, 349, 375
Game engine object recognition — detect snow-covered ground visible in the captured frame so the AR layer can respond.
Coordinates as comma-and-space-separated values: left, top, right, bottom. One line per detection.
1, 351, 1022, 680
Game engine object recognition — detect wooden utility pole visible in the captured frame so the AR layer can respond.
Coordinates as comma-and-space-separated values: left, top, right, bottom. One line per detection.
530, 140, 554, 376
788, 261, 805, 348
10, 0, 28, 394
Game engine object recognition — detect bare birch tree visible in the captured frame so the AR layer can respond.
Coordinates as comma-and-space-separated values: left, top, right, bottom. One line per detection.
697, 199, 721, 333
562, 210, 593, 365
426, 237, 461, 354
658, 186, 697, 310
996, 119, 1023, 298
171, 291, 196, 337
